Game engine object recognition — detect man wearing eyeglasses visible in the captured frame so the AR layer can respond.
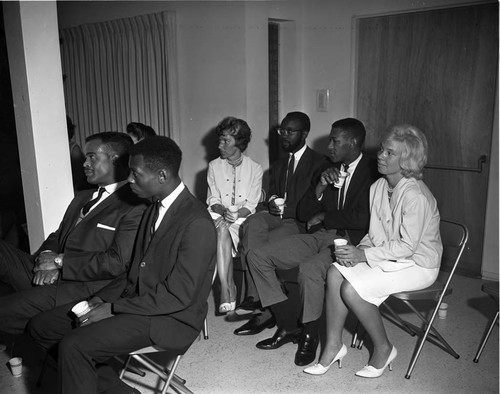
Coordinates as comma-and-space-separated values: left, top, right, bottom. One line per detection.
234, 112, 329, 334
246, 118, 379, 367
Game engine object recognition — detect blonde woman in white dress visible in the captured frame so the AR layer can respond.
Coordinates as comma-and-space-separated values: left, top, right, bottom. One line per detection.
304, 125, 442, 378
207, 117, 263, 314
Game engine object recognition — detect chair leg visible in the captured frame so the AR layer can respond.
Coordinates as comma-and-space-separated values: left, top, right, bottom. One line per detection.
351, 322, 359, 348
162, 355, 181, 394
404, 302, 459, 379
36, 354, 49, 387
382, 303, 417, 336
119, 355, 133, 379
128, 353, 191, 393
203, 317, 209, 340
473, 311, 499, 363
117, 355, 146, 378
351, 321, 367, 349
403, 300, 459, 359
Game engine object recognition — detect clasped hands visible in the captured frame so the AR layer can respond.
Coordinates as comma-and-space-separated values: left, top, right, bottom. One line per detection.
32, 251, 61, 286
333, 244, 367, 267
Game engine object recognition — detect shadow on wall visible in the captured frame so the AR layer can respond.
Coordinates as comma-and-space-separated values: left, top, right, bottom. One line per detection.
193, 126, 219, 202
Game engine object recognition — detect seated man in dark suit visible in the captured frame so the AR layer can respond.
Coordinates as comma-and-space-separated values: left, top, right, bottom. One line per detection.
28, 136, 217, 394
234, 111, 329, 333
247, 118, 379, 366
0, 132, 147, 335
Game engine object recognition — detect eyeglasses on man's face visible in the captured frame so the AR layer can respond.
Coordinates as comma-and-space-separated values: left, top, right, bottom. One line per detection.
276, 128, 302, 136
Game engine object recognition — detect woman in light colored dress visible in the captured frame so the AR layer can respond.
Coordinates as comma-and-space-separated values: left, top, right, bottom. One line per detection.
304, 124, 442, 378
207, 117, 263, 314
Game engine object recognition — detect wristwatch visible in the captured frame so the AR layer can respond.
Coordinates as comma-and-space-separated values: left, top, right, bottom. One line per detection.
54, 255, 63, 268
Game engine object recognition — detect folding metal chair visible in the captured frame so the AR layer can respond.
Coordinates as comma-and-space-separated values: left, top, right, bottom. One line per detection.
473, 281, 499, 363
351, 219, 468, 379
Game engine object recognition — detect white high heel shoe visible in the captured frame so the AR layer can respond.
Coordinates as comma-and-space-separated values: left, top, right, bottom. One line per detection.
303, 344, 348, 375
355, 346, 397, 378
218, 301, 236, 314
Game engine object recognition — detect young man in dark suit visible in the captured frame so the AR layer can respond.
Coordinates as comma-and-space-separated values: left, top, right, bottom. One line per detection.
234, 112, 329, 333
0, 132, 146, 335
246, 118, 379, 366
28, 136, 217, 394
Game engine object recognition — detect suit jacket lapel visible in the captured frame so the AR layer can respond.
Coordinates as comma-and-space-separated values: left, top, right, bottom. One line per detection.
80, 190, 119, 222
344, 157, 367, 207
60, 190, 95, 249
129, 189, 189, 287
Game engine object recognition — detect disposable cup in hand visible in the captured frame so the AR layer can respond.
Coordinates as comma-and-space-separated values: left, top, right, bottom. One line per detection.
274, 198, 285, 215
228, 205, 239, 220
8, 357, 22, 377
333, 238, 348, 249
438, 302, 448, 319
71, 300, 91, 318
333, 171, 349, 189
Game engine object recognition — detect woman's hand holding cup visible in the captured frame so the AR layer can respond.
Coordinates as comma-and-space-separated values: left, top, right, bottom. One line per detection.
334, 243, 366, 267
225, 205, 239, 223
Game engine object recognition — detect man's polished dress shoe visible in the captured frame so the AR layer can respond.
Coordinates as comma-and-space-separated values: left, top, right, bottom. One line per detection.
235, 296, 262, 315
256, 327, 302, 350
234, 314, 276, 335
294, 333, 319, 366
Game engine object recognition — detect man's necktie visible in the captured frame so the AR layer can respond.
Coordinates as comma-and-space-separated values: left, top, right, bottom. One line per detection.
284, 154, 295, 200
338, 163, 349, 210
81, 187, 105, 216
144, 200, 161, 247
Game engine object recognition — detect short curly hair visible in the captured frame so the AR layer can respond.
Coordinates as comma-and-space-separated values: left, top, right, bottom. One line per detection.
215, 117, 252, 152
130, 136, 182, 176
384, 124, 428, 180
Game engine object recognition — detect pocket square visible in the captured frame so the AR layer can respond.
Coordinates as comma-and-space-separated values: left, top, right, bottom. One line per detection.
97, 223, 116, 231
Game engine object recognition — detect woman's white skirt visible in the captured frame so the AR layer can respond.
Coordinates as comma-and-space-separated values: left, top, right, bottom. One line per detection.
333, 260, 439, 306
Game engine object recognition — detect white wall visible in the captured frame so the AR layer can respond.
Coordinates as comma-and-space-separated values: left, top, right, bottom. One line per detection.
57, 0, 497, 277
58, 0, 489, 192
4, 1, 73, 251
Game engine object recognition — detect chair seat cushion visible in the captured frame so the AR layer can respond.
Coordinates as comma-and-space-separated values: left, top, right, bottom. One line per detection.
392, 282, 452, 301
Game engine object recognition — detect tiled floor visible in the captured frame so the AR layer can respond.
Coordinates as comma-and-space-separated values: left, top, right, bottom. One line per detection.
1, 274, 498, 393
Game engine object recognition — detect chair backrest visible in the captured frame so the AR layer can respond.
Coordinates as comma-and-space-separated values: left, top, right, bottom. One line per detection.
434, 219, 469, 305
439, 219, 469, 273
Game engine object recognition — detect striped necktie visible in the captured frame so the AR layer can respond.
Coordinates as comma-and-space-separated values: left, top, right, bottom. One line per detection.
339, 163, 349, 210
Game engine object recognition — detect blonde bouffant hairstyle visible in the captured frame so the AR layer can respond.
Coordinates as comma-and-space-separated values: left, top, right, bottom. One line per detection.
385, 124, 428, 180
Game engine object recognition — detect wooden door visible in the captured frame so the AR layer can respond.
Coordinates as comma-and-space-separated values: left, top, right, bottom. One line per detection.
355, 3, 498, 275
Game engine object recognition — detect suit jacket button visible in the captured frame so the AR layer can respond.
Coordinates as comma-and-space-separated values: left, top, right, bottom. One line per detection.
140, 262, 146, 267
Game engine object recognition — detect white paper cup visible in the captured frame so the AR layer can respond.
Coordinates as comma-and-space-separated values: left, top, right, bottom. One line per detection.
228, 205, 239, 220
71, 301, 91, 318
438, 302, 448, 319
333, 171, 349, 189
273, 198, 285, 214
333, 238, 348, 249
9, 357, 22, 377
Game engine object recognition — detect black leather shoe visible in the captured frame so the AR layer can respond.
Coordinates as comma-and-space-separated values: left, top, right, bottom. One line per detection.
256, 327, 302, 350
234, 314, 276, 336
235, 296, 262, 315
294, 333, 319, 366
